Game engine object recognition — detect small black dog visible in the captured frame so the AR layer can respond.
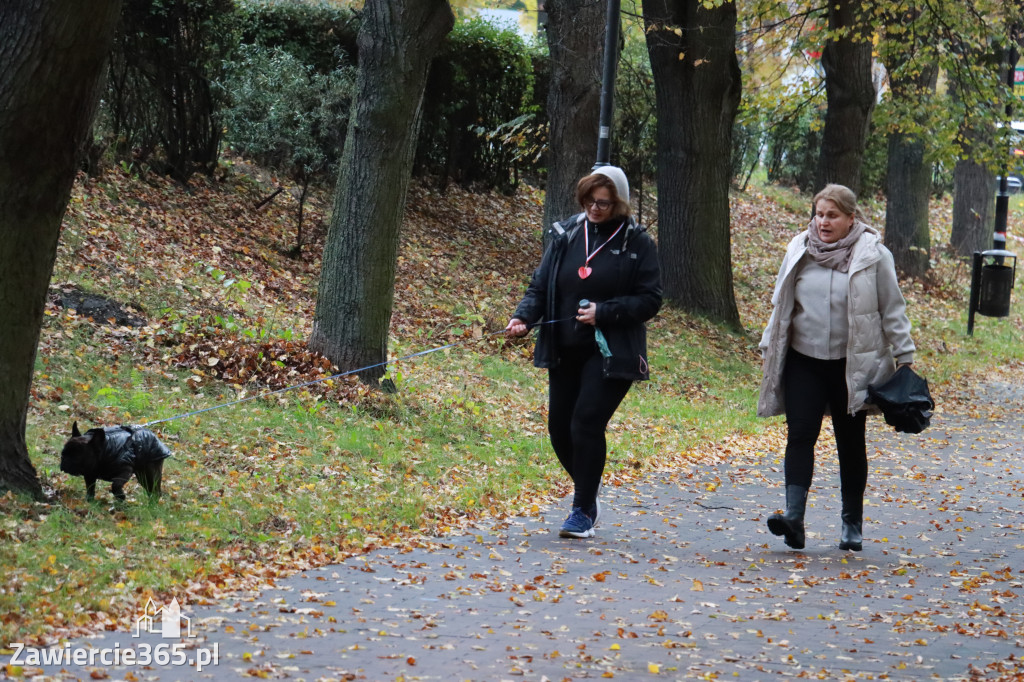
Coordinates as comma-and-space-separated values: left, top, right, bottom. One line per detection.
60, 422, 172, 501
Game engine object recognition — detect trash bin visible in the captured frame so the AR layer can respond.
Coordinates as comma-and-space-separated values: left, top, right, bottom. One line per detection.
978, 261, 1014, 316
968, 248, 1017, 335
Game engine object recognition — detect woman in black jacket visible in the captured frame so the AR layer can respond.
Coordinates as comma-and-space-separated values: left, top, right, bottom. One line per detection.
506, 166, 662, 538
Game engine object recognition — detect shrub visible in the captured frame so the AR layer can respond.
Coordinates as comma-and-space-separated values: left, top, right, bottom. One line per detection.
765, 104, 822, 192
236, 0, 358, 74
860, 115, 889, 197
221, 44, 356, 254
415, 18, 539, 192
233, 7, 545, 193
102, 0, 240, 181
615, 26, 658, 217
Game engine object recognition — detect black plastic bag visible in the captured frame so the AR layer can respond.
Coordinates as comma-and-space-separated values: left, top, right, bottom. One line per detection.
866, 365, 935, 434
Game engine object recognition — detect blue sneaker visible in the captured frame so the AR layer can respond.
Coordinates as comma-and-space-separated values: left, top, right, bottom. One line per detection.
559, 508, 595, 538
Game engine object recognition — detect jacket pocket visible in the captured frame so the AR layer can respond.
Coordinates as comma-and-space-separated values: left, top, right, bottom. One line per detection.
601, 324, 648, 380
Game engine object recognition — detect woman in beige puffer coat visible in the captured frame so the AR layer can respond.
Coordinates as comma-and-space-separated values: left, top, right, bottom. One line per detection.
757, 184, 915, 552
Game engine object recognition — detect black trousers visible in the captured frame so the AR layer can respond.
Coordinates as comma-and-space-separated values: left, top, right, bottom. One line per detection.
548, 346, 632, 511
783, 348, 867, 503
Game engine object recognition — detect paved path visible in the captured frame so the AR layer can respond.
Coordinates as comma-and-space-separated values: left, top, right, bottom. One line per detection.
30, 381, 1024, 681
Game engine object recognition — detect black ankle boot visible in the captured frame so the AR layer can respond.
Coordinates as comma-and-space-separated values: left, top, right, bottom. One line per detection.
767, 484, 808, 549
839, 504, 863, 551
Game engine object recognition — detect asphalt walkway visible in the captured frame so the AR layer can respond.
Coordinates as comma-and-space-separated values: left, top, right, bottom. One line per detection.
29, 380, 1024, 681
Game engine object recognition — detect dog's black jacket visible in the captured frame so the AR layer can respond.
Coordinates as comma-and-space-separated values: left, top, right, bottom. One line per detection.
96, 425, 171, 467
61, 423, 172, 500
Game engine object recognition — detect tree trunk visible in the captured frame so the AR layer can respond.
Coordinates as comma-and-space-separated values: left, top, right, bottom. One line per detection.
815, 0, 876, 194
950, 49, 1001, 257
884, 62, 938, 277
541, 0, 606, 239
952, 155, 996, 256
308, 0, 454, 383
885, 132, 933, 276
643, 0, 742, 327
0, 0, 123, 498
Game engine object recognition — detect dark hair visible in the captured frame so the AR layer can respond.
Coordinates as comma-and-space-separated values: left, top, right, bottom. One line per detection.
575, 174, 630, 218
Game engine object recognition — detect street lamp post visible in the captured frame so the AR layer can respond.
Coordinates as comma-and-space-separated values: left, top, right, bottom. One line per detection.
993, 46, 1019, 265
594, 0, 621, 169
969, 44, 1021, 336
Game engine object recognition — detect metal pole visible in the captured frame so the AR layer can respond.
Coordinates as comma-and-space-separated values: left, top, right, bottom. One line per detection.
994, 46, 1019, 265
968, 252, 982, 336
594, 0, 621, 169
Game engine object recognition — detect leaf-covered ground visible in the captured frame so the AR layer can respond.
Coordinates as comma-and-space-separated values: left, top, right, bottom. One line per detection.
3, 163, 1023, 667
19, 378, 1024, 681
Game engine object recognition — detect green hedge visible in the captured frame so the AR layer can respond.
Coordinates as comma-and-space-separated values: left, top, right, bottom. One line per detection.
238, 5, 544, 192
99, 1, 547, 192
237, 0, 358, 74
415, 18, 543, 192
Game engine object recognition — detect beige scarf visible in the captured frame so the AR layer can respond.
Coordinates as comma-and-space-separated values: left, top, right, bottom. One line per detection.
806, 219, 867, 273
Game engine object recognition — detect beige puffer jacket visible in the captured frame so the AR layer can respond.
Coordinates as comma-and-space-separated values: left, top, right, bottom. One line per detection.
757, 224, 915, 418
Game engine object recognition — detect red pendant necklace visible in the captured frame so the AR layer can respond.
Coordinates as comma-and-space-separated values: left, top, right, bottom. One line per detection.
579, 219, 625, 279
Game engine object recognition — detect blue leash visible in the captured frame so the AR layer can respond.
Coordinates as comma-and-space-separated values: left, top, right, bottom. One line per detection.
139, 317, 571, 428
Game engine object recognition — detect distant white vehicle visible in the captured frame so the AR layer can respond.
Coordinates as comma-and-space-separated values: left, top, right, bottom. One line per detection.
997, 175, 1023, 193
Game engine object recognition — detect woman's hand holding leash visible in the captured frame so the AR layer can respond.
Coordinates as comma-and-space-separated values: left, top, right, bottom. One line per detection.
505, 318, 529, 337
577, 299, 596, 326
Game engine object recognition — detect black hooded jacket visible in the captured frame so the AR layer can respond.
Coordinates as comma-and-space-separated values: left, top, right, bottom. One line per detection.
513, 213, 662, 380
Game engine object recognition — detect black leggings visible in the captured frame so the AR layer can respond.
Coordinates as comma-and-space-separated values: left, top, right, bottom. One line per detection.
783, 348, 867, 498
548, 346, 632, 511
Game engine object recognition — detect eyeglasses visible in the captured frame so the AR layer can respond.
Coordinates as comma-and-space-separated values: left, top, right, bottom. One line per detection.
584, 199, 613, 210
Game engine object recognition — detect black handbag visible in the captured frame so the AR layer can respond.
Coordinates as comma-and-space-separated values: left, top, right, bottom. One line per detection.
866, 365, 935, 434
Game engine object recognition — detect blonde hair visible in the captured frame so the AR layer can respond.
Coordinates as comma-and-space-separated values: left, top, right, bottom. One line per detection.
813, 184, 865, 222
